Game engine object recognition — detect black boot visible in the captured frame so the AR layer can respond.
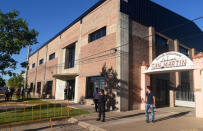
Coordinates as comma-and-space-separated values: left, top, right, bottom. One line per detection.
96, 118, 100, 121
102, 119, 105, 122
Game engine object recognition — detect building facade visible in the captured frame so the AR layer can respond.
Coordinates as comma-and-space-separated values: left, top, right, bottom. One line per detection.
27, 0, 203, 111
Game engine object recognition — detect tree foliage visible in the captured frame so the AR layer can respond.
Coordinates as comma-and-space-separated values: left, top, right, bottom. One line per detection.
0, 10, 38, 81
21, 61, 28, 68
0, 77, 5, 87
7, 74, 24, 89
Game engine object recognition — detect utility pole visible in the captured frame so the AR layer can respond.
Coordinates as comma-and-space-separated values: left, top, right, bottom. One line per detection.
23, 44, 31, 101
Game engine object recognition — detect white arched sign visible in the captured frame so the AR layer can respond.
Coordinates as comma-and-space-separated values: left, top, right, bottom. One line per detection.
145, 51, 194, 74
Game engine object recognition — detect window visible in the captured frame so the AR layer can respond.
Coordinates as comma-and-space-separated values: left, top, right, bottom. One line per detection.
88, 26, 106, 43
86, 76, 105, 99
155, 35, 168, 56
179, 46, 189, 56
37, 82, 41, 94
49, 53, 55, 60
32, 63, 35, 68
65, 44, 75, 69
46, 81, 53, 97
39, 59, 44, 65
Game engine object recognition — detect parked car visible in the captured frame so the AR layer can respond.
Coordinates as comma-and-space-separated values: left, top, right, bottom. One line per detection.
0, 86, 8, 94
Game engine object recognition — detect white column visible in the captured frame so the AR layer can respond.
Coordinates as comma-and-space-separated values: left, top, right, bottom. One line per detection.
194, 69, 203, 118
141, 66, 150, 110
55, 79, 66, 100
74, 76, 79, 103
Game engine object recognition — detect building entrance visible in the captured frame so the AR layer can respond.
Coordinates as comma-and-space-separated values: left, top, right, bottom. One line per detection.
145, 51, 195, 108
64, 79, 75, 100
151, 74, 170, 108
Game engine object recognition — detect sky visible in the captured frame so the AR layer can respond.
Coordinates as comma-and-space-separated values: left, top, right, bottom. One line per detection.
1, 0, 203, 80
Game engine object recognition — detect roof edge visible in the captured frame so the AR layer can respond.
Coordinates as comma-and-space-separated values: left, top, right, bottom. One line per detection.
30, 0, 107, 57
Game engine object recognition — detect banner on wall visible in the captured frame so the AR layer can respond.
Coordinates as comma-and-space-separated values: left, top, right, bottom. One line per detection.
145, 51, 194, 74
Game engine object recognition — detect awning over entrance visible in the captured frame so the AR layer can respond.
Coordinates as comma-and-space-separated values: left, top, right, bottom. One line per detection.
53, 73, 79, 80
145, 51, 194, 74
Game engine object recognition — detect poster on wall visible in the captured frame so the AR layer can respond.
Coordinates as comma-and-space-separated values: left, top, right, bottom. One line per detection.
145, 51, 194, 74
55, 85, 65, 100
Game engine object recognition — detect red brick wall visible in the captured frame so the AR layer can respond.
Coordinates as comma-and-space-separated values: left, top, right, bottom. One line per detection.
129, 21, 149, 110
27, 0, 119, 99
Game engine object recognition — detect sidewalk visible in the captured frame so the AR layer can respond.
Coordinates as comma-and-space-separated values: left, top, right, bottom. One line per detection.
74, 107, 203, 131
43, 99, 95, 113
38, 100, 203, 131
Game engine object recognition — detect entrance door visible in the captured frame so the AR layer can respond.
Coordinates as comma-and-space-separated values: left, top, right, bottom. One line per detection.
47, 81, 53, 98
156, 79, 169, 107
66, 80, 75, 100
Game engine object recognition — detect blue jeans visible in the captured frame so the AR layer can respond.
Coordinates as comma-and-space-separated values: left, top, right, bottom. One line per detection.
145, 104, 154, 121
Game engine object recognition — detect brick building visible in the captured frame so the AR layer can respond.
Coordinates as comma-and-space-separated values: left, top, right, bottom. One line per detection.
27, 0, 203, 111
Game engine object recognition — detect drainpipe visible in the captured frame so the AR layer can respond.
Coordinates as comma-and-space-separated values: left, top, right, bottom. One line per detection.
43, 45, 48, 97
34, 51, 39, 97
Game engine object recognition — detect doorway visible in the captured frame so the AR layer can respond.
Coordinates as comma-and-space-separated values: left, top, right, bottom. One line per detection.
151, 74, 170, 108
65, 79, 75, 100
46, 81, 53, 98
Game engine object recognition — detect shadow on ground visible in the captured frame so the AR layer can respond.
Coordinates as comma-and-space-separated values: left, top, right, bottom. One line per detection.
22, 123, 76, 131
154, 111, 190, 123
80, 112, 146, 122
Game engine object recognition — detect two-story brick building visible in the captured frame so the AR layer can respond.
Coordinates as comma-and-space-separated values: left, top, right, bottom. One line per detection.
27, 0, 203, 111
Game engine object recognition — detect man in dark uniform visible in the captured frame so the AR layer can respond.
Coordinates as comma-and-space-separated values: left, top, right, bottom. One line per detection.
96, 89, 106, 122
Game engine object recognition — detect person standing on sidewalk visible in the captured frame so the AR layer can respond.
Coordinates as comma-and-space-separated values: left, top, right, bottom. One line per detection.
145, 86, 156, 123
97, 89, 106, 122
93, 88, 99, 112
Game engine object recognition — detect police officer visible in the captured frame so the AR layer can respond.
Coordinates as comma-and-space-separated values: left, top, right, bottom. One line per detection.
96, 89, 106, 122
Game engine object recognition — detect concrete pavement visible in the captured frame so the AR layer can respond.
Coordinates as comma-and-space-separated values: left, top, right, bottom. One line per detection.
38, 100, 203, 131
74, 107, 203, 131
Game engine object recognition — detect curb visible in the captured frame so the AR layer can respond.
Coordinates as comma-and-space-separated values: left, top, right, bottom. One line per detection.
68, 118, 106, 131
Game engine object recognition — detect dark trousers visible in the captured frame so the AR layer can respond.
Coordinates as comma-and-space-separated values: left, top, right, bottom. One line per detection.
98, 103, 105, 120
94, 99, 98, 112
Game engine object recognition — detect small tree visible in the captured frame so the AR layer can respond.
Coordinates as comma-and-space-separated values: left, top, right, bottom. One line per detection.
101, 64, 120, 94
7, 74, 24, 89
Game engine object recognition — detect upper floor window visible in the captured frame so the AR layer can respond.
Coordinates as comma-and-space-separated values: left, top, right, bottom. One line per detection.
155, 35, 168, 56
88, 26, 106, 43
32, 63, 35, 68
39, 59, 44, 65
179, 46, 189, 56
49, 53, 55, 60
65, 44, 75, 69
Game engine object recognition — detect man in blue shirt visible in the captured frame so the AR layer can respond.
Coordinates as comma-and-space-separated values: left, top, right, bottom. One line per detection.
145, 86, 156, 123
